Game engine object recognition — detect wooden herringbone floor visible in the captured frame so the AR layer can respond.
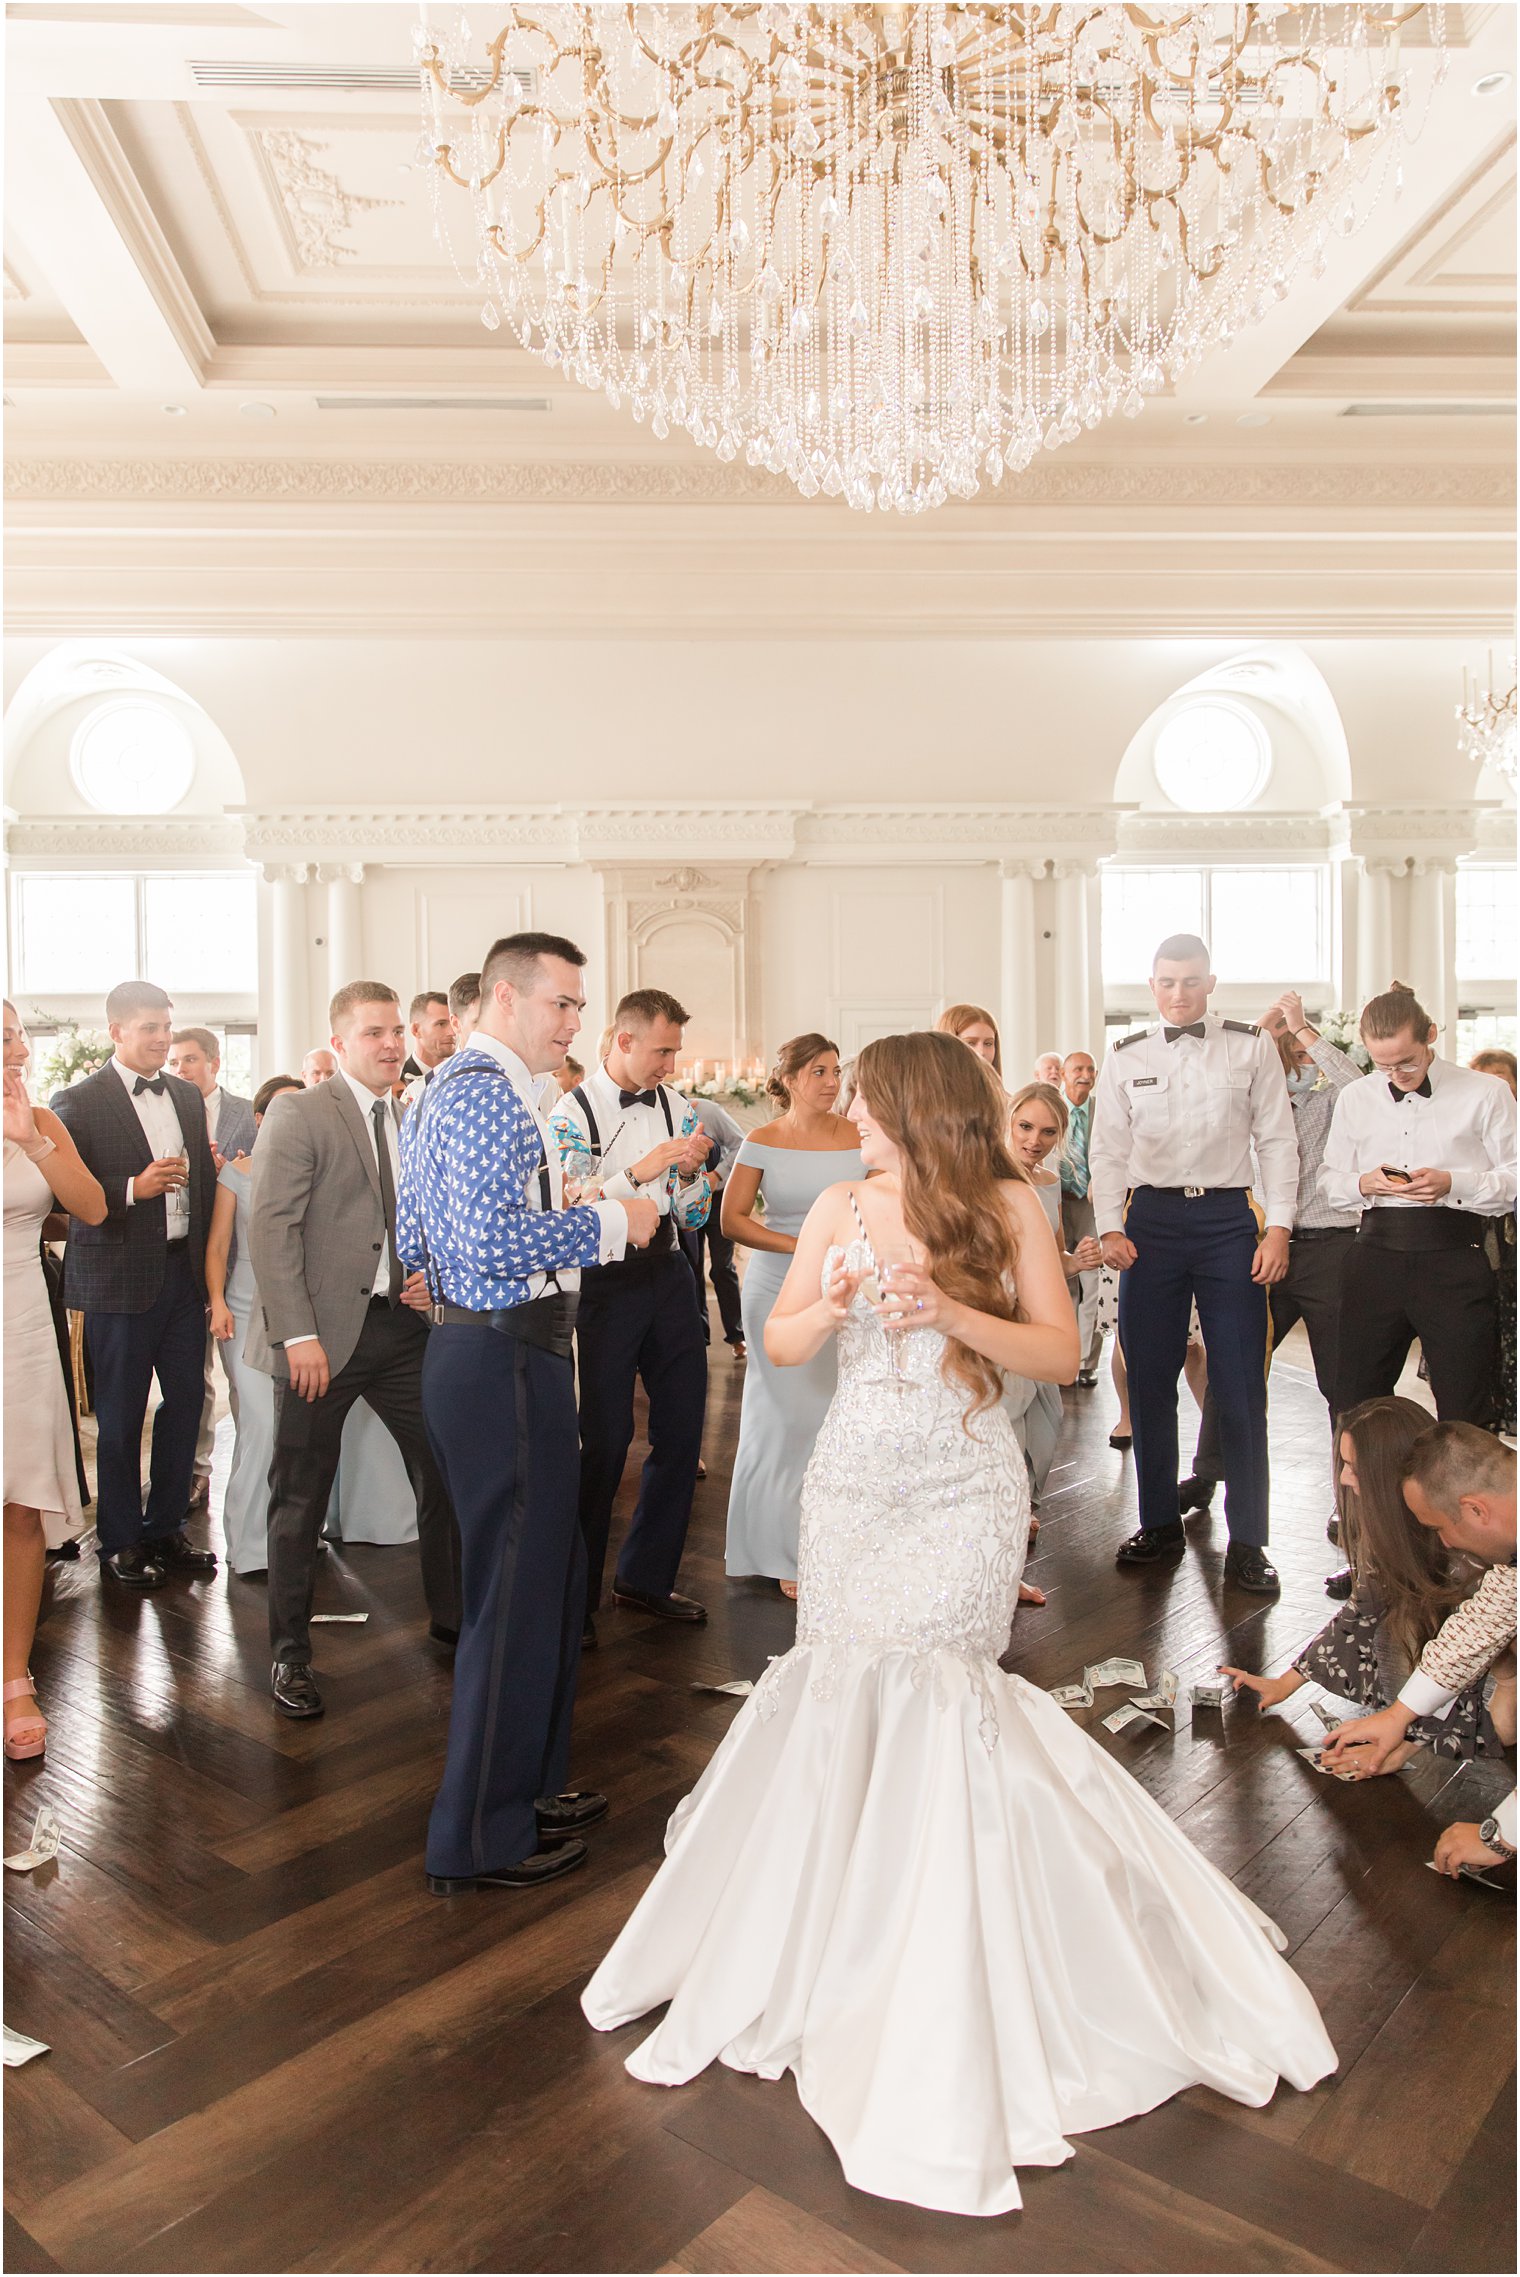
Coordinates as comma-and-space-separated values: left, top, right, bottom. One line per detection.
4, 1324, 1515, 2275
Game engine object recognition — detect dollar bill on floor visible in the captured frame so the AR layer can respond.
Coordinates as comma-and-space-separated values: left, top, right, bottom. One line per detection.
1190, 1678, 1228, 1709
310, 1612, 370, 1624
4, 1804, 61, 1873
1132, 1671, 1178, 1712
1310, 1699, 1347, 1730
689, 1680, 754, 1697
1049, 1682, 1094, 1710
1086, 1658, 1147, 1690
1297, 1745, 1360, 1783
3, 2026, 49, 2067
1103, 1701, 1167, 1735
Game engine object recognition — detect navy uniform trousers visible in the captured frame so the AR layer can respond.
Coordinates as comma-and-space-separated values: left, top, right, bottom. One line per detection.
1119, 1186, 1270, 1546
421, 1324, 585, 1878
576, 1248, 708, 1612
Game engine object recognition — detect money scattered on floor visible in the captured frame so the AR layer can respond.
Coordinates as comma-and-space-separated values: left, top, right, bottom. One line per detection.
1048, 1682, 1094, 1710
1297, 1746, 1360, 1784
4, 1804, 61, 1874
1310, 1699, 1347, 1731
1086, 1658, 1147, 1691
689, 1680, 754, 1697
1133, 1671, 1179, 1712
310, 1612, 369, 1624
1190, 1679, 1227, 1709
1103, 1701, 1166, 1735
2, 2026, 49, 2067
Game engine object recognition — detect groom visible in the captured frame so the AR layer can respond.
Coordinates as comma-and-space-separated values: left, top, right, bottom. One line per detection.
399, 930, 658, 1893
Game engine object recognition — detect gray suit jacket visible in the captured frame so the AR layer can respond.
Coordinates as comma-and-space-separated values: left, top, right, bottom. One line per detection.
213, 1088, 257, 1162
245, 1078, 396, 1381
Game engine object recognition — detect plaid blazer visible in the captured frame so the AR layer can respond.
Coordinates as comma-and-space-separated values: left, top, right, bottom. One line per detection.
51, 1065, 217, 1314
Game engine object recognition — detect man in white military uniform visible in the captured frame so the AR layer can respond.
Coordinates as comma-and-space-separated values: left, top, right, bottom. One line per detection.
1090, 931, 1298, 1595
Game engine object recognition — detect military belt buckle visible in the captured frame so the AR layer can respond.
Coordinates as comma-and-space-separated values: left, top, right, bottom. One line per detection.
429, 1300, 447, 1326
1183, 1185, 1205, 1200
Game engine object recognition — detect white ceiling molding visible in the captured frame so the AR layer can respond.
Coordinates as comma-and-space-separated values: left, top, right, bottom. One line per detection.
52, 98, 215, 376
5, 815, 245, 865
1344, 803, 1506, 860
1116, 811, 1342, 855
1351, 133, 1517, 318
247, 126, 402, 276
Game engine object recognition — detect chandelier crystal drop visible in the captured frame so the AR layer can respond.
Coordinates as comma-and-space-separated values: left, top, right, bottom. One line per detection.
1456, 654, 1518, 786
418, 4, 1442, 513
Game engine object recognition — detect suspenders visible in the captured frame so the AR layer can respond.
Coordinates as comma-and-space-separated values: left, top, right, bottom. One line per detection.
413, 1054, 562, 1312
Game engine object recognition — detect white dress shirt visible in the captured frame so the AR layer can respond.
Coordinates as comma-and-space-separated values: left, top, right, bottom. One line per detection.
114, 1056, 190, 1239
1088, 1014, 1299, 1235
554, 1063, 710, 1222
468, 1033, 627, 1291
1317, 1056, 1517, 1219
202, 1084, 222, 1145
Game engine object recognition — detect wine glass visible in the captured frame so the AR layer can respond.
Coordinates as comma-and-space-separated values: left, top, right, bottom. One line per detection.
563, 1146, 602, 1205
877, 1244, 916, 1381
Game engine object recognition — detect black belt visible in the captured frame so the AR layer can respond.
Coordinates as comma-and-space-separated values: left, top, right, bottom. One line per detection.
1138, 1185, 1247, 1199
165, 1237, 189, 1252
1291, 1225, 1357, 1242
431, 1291, 579, 1357
1357, 1207, 1486, 1253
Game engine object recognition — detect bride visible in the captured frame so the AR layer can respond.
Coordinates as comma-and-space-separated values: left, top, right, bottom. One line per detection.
582, 1030, 1336, 2219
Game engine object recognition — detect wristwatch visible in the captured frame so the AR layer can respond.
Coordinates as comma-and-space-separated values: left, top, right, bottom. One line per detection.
1478, 1814, 1516, 1860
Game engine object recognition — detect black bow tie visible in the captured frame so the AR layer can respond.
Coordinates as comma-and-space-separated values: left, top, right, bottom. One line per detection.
1390, 1075, 1433, 1101
133, 1075, 167, 1096
619, 1087, 658, 1109
1163, 1023, 1206, 1044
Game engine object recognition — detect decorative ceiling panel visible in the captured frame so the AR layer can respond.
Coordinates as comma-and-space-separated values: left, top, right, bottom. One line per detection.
1351, 134, 1517, 315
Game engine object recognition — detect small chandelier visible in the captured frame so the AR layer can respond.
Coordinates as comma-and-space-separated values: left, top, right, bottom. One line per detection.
418, 4, 1441, 513
1457, 654, 1518, 786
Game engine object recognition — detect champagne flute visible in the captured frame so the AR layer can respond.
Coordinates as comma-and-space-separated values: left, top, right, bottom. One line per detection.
563, 1146, 602, 1205
877, 1243, 916, 1381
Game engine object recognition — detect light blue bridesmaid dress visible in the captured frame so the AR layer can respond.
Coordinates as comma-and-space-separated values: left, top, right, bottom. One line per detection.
1003, 1175, 1065, 1499
724, 1138, 866, 1582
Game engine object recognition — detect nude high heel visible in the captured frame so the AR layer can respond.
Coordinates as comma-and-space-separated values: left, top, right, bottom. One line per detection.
3, 1675, 47, 1760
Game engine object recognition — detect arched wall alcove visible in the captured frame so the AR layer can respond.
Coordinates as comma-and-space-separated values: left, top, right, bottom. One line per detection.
1113, 644, 1352, 816
4, 643, 246, 818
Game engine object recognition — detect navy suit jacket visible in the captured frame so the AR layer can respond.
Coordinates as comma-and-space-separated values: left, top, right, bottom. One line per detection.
51, 1066, 217, 1314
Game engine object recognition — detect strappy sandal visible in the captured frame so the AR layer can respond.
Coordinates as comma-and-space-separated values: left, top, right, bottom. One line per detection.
3, 1675, 47, 1760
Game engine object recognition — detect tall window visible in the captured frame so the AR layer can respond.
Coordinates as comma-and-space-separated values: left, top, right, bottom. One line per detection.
12, 872, 258, 997
1102, 865, 1329, 989
1456, 864, 1516, 983
1152, 701, 1272, 812
69, 700, 196, 815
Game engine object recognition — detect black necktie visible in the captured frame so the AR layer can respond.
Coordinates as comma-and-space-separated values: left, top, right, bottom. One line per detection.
133, 1075, 167, 1096
1163, 1023, 1206, 1043
371, 1099, 403, 1303
619, 1087, 658, 1109
1390, 1075, 1433, 1101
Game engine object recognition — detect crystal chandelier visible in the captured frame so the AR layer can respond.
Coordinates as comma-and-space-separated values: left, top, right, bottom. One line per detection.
419, 4, 1441, 513
1457, 654, 1518, 786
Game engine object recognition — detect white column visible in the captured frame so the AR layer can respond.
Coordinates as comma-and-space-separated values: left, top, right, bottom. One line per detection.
321, 862, 366, 1002
267, 863, 312, 1075
1052, 860, 1096, 1056
999, 860, 1041, 1080
1355, 857, 1400, 1011
1407, 857, 1458, 1046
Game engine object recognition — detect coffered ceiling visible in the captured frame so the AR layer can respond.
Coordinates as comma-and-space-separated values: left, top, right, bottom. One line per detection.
4, 0, 1515, 639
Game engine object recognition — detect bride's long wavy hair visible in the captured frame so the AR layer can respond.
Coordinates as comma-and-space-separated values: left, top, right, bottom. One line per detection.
854, 1031, 1027, 1419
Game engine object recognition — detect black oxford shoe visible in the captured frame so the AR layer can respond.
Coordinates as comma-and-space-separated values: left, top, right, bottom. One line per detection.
1178, 1474, 1217, 1517
611, 1585, 708, 1623
1324, 1566, 1354, 1600
270, 1661, 324, 1718
1224, 1543, 1281, 1596
427, 1839, 588, 1895
535, 1791, 608, 1835
582, 1615, 598, 1650
428, 1623, 459, 1647
1115, 1523, 1185, 1569
1326, 1514, 1341, 1547
151, 1531, 218, 1575
100, 1547, 167, 1591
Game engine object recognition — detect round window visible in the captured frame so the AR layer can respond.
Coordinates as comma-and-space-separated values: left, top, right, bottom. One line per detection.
1153, 700, 1271, 812
70, 700, 196, 814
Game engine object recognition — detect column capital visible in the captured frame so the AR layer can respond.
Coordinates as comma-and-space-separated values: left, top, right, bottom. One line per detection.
1408, 855, 1460, 878
1051, 856, 1101, 882
316, 861, 367, 887
262, 860, 312, 886
998, 856, 1048, 883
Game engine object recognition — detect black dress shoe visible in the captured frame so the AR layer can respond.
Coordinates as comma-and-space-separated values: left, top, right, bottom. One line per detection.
427, 1838, 588, 1895
1224, 1543, 1281, 1596
611, 1585, 708, 1623
1178, 1474, 1217, 1516
1326, 1514, 1341, 1547
535, 1790, 608, 1834
100, 1546, 167, 1591
1109, 1430, 1133, 1450
270, 1661, 324, 1718
428, 1623, 459, 1647
1115, 1522, 1185, 1568
582, 1615, 598, 1650
151, 1531, 218, 1575
1324, 1566, 1354, 1600
45, 1540, 81, 1563
1075, 1369, 1099, 1389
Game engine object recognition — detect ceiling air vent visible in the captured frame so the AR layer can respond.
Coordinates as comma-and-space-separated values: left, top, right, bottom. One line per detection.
1339, 401, 1516, 416
188, 60, 535, 96
314, 397, 550, 413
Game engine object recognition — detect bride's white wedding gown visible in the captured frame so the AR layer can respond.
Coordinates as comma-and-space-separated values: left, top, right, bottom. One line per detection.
582, 1229, 1336, 2219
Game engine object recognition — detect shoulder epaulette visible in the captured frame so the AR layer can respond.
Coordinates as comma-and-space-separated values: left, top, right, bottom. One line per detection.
1113, 1028, 1149, 1050
1222, 1019, 1259, 1035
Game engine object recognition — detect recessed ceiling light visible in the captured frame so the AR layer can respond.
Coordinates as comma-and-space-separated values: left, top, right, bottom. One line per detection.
239, 401, 276, 419
162, 403, 186, 416
1237, 412, 1271, 428
1473, 70, 1511, 96
1183, 412, 1208, 426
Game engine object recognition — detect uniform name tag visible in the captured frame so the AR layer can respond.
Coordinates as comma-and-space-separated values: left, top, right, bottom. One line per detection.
1131, 1077, 1160, 1088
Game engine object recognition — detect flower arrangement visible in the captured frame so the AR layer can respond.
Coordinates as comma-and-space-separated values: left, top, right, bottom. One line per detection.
34, 1022, 112, 1095
691, 1078, 763, 1108
1312, 1010, 1373, 1073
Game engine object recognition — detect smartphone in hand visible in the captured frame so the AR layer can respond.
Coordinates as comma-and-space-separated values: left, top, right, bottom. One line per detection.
1380, 1165, 1413, 1184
